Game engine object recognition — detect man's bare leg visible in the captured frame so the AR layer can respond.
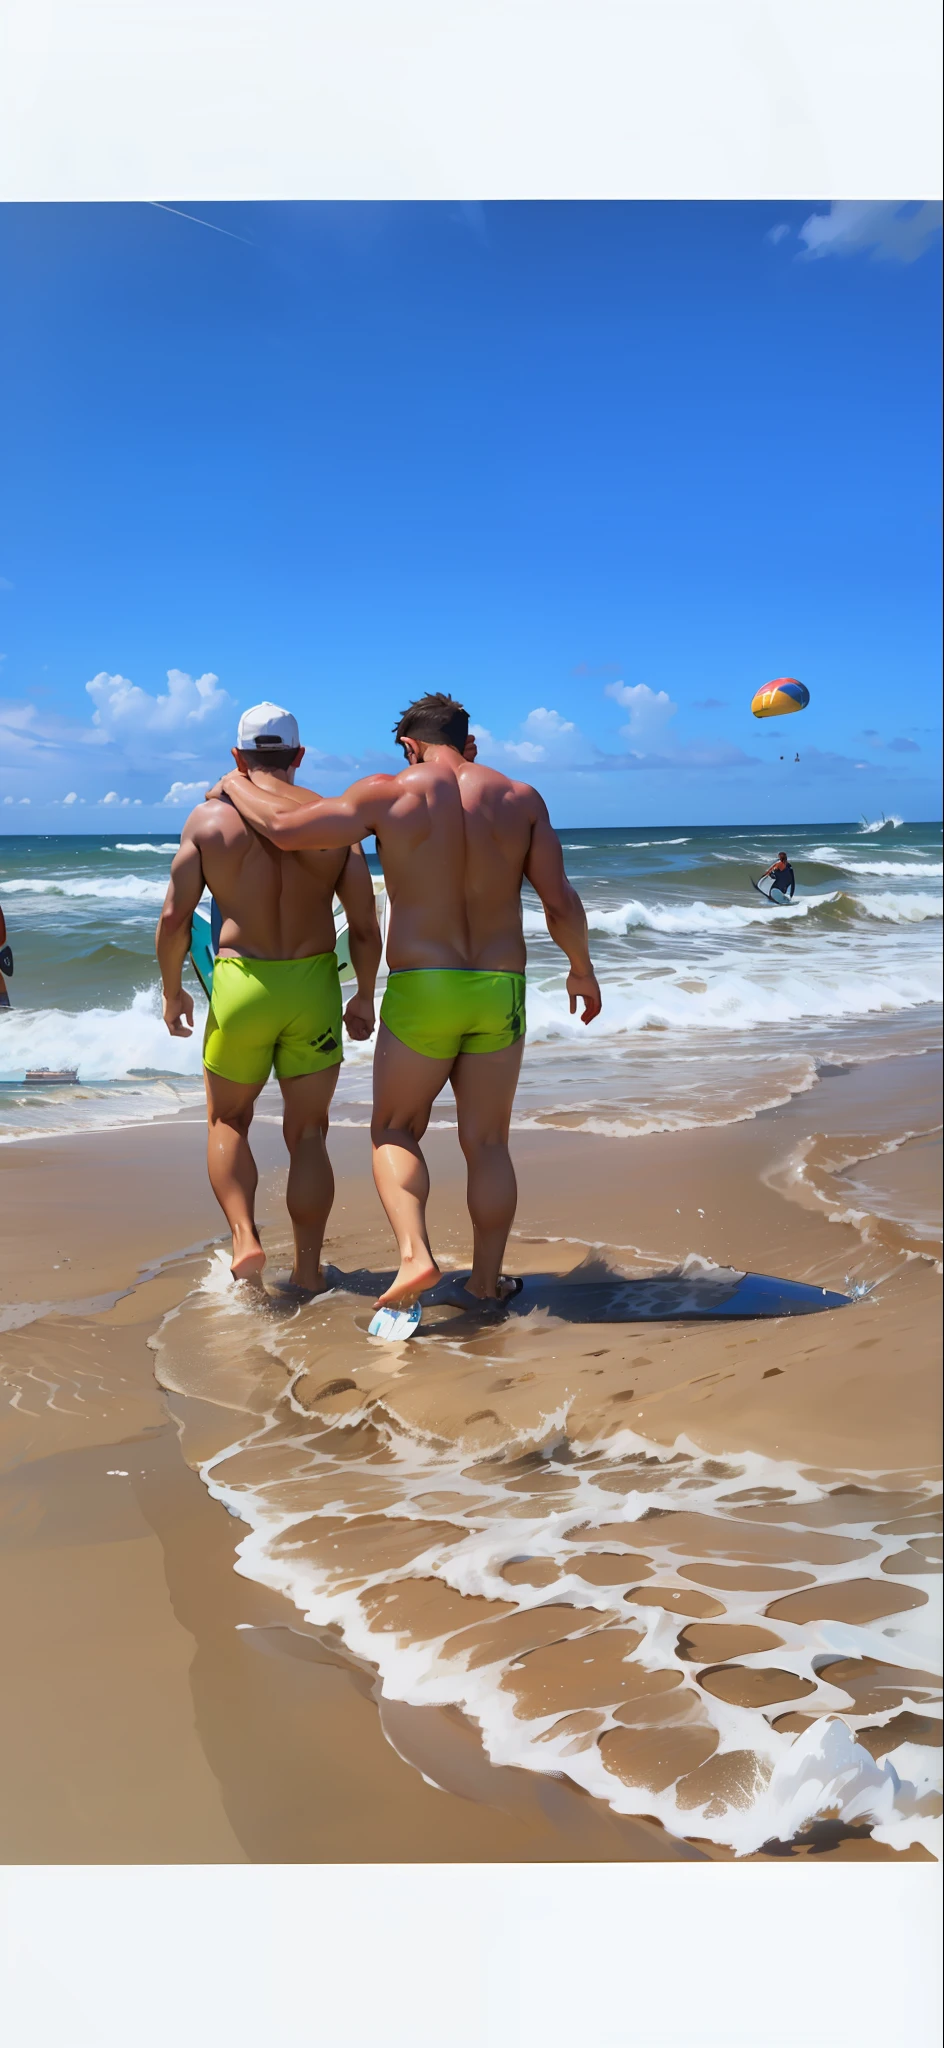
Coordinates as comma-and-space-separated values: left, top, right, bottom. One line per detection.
279, 1066, 340, 1292
204, 1069, 267, 1281
451, 1040, 524, 1300
370, 1023, 453, 1307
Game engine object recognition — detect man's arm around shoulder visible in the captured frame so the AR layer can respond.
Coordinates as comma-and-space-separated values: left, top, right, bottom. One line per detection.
213, 767, 395, 853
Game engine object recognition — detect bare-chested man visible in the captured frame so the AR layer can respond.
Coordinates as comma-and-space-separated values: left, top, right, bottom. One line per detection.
156, 702, 382, 1292
214, 692, 601, 1310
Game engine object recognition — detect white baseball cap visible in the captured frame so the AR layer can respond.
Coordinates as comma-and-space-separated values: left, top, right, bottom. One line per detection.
236, 701, 300, 752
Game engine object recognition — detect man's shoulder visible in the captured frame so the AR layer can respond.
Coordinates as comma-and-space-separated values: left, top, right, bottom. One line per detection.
476, 764, 543, 812
184, 795, 244, 844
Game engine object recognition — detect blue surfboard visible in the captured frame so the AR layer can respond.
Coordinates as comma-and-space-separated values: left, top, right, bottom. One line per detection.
419, 1267, 852, 1324
189, 901, 219, 1000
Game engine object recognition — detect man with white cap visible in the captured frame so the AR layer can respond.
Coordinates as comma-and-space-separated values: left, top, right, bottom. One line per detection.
156, 703, 382, 1291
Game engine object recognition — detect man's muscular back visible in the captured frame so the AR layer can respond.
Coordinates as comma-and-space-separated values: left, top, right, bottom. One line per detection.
374, 755, 538, 972
188, 795, 349, 960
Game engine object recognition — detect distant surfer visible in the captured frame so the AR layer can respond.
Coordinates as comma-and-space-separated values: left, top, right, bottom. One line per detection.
156, 704, 382, 1291
759, 851, 795, 901
0, 896, 11, 1008
214, 692, 602, 1312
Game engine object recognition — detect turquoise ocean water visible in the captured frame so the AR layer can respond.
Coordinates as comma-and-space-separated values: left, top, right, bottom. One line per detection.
0, 817, 940, 1146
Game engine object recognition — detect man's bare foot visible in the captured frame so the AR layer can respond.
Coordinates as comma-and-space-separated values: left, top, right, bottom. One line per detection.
273, 1266, 334, 1300
231, 1231, 266, 1284
375, 1252, 441, 1309
289, 1249, 334, 1294
262, 1269, 333, 1302
459, 1274, 523, 1306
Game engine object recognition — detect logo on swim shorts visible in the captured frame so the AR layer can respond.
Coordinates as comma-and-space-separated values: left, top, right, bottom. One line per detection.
310, 1027, 339, 1053
508, 989, 525, 1041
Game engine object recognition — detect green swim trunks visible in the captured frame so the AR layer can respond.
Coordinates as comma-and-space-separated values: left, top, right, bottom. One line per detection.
204, 953, 343, 1085
380, 968, 526, 1059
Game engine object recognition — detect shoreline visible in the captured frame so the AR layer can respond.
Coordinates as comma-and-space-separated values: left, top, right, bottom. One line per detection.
0, 1050, 940, 1863
2, 999, 940, 1157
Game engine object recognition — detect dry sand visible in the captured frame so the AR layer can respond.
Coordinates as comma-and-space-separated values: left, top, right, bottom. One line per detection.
0, 1051, 940, 1862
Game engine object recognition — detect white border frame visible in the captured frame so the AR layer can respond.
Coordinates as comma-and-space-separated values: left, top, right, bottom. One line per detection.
0, 0, 941, 201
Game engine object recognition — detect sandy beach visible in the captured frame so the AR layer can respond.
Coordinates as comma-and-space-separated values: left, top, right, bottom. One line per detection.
1, 1046, 939, 1864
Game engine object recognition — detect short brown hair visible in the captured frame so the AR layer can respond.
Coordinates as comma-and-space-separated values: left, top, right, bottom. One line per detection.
236, 745, 300, 771
393, 692, 470, 754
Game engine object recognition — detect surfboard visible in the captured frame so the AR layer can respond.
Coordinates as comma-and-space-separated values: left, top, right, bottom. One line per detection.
415, 1267, 852, 1326
189, 902, 218, 1000
750, 876, 790, 905
368, 1303, 423, 1341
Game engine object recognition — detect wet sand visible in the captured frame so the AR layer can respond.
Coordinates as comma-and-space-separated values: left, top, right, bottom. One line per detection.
0, 1051, 940, 1862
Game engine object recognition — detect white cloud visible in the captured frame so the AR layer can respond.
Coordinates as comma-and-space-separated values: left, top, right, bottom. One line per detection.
766, 223, 790, 245
473, 706, 591, 770
2, 795, 12, 805
101, 791, 121, 805
798, 201, 943, 264
63, 791, 78, 804
161, 778, 210, 806
605, 680, 678, 745
86, 667, 231, 741
19, 797, 29, 805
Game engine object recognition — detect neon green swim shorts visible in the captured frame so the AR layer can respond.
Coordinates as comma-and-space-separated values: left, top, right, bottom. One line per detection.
203, 953, 343, 1085
380, 968, 526, 1060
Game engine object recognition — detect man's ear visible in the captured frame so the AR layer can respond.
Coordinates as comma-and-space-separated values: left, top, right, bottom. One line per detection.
463, 736, 478, 761
231, 748, 250, 775
294, 746, 305, 765
402, 737, 422, 766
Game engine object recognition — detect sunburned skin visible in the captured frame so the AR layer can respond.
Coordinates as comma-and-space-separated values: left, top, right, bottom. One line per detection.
157, 748, 382, 1289
212, 733, 602, 1309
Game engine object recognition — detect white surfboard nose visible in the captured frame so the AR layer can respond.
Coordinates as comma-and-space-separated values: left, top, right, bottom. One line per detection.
368, 1304, 422, 1341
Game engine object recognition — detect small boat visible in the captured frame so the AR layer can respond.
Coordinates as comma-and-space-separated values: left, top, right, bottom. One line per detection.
24, 1066, 79, 1086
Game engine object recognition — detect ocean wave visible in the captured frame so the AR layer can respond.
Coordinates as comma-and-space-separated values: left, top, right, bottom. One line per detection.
850, 864, 941, 880
525, 896, 827, 937
561, 838, 691, 851
525, 890, 940, 939
3, 945, 940, 1086
806, 849, 942, 878
523, 957, 943, 1039
2, 873, 167, 903
113, 842, 178, 854
859, 815, 904, 834
0, 988, 206, 1081
856, 892, 942, 924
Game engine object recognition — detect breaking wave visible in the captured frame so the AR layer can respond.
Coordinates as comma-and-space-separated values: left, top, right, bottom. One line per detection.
524, 891, 941, 939
2, 873, 167, 903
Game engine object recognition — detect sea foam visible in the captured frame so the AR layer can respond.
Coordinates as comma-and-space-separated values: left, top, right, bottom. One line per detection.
3, 873, 167, 903
158, 1276, 940, 1864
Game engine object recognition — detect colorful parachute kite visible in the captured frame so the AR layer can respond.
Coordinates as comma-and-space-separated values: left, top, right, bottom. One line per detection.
751, 677, 809, 719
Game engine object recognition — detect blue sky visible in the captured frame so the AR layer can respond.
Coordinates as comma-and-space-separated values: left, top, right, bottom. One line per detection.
1, 199, 940, 830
